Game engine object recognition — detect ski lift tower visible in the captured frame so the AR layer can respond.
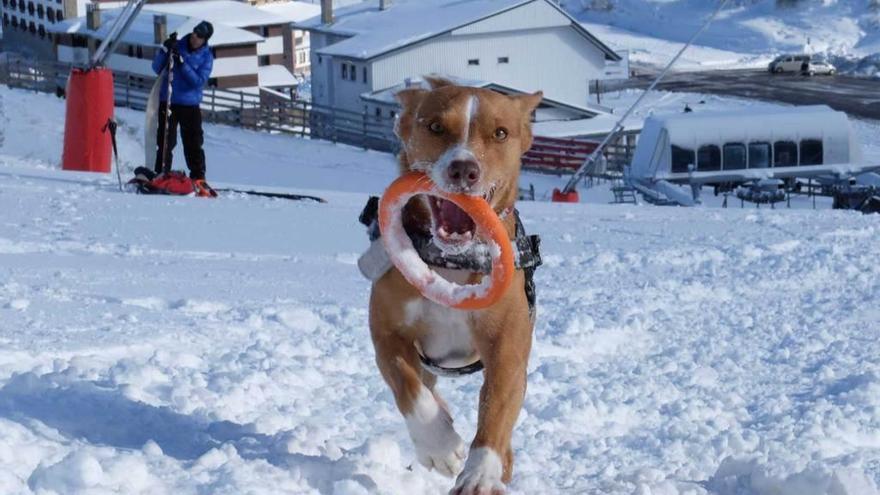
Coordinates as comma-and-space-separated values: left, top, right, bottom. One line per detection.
551, 0, 730, 202
61, 0, 149, 173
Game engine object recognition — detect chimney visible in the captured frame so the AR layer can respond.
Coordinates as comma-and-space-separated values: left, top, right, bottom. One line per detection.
153, 14, 167, 44
380, 0, 392, 9
321, 0, 333, 24
86, 3, 101, 30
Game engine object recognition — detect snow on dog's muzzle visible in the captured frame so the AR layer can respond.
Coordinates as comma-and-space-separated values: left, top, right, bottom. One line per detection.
378, 172, 514, 310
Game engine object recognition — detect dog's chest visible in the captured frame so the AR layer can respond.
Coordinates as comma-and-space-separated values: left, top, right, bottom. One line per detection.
404, 270, 479, 367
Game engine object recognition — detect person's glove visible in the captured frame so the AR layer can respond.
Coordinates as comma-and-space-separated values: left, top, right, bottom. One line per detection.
162, 33, 178, 53
172, 52, 184, 66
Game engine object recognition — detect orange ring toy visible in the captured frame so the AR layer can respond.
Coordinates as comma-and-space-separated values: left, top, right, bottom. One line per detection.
378, 172, 515, 310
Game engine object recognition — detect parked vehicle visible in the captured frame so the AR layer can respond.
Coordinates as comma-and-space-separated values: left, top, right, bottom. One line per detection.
803, 59, 837, 76
768, 54, 811, 74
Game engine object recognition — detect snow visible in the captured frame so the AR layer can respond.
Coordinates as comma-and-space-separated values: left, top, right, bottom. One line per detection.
2, 84, 880, 494
144, 1, 289, 29
259, 65, 299, 89
562, 0, 880, 72
300, 0, 615, 61
257, 1, 322, 24
50, 7, 264, 48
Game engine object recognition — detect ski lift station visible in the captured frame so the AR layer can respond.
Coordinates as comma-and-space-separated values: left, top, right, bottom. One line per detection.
622, 105, 880, 206
629, 105, 864, 186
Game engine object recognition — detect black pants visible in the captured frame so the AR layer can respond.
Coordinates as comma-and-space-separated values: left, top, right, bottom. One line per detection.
155, 103, 206, 180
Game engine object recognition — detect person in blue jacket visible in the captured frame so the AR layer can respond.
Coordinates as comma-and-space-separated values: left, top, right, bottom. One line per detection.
152, 21, 214, 183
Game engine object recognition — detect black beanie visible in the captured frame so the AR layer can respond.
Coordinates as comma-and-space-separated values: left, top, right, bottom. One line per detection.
193, 21, 214, 41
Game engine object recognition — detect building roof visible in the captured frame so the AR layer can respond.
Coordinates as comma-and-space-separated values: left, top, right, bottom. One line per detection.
49, 8, 263, 46
298, 0, 619, 61
258, 64, 299, 88
144, 1, 289, 29
256, 1, 322, 24
360, 76, 608, 119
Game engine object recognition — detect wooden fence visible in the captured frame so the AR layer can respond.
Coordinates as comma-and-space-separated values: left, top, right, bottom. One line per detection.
0, 54, 637, 173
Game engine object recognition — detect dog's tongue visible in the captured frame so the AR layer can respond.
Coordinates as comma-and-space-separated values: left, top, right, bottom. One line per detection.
435, 198, 475, 235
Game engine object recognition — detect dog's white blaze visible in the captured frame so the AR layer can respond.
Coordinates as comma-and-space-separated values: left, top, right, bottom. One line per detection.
454, 447, 505, 491
462, 95, 478, 144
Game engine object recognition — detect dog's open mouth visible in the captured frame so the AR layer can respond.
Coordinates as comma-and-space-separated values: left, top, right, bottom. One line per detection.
428, 196, 476, 249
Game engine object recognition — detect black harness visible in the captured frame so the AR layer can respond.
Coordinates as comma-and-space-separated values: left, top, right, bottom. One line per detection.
359, 197, 542, 377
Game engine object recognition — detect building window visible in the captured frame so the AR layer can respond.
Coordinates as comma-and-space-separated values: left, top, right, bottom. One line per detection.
259, 55, 270, 66
127, 44, 134, 57
349, 64, 356, 81
362, 66, 367, 83
342, 63, 348, 79
697, 145, 721, 171
28, 20, 35, 34
18, 0, 24, 12
27, 1, 33, 14
498, 56, 509, 64
468, 59, 479, 66
56, 9, 63, 21
1, 0, 7, 7
800, 139, 823, 165
671, 145, 695, 173
773, 140, 798, 167
38, 24, 44, 37
318, 55, 322, 64
748, 142, 771, 169
36, 4, 43, 18
3, 13, 9, 26
722, 143, 746, 170
389, 110, 396, 118
11, 15, 17, 28
375, 107, 381, 117
46, 8, 54, 21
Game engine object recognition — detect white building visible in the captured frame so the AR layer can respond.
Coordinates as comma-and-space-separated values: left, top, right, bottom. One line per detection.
49, 1, 323, 92
0, 0, 84, 58
141, 1, 305, 76
298, 0, 625, 119
254, 1, 320, 76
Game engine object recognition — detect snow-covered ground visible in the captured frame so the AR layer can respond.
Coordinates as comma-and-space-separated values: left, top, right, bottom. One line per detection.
2, 86, 880, 494
564, 0, 880, 73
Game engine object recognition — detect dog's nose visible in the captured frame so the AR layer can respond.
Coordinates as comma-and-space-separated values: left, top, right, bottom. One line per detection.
447, 160, 481, 188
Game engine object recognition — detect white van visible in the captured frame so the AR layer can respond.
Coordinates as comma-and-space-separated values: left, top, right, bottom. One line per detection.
768, 54, 811, 74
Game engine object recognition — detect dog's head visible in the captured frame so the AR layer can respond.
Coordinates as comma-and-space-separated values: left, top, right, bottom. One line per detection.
395, 78, 542, 247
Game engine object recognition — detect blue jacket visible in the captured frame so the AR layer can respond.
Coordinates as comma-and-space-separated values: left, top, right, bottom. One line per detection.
152, 34, 214, 106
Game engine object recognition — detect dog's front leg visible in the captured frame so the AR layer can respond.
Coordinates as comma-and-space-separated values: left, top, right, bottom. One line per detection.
452, 310, 532, 495
370, 305, 466, 478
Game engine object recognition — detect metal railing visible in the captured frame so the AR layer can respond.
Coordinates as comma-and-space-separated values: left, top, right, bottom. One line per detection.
0, 53, 638, 168
0, 53, 400, 152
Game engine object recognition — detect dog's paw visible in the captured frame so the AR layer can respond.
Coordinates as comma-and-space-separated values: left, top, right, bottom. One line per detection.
415, 435, 466, 478
405, 387, 466, 477
450, 447, 506, 495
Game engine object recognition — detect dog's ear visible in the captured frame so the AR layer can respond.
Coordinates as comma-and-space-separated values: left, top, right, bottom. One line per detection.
394, 88, 427, 142
395, 88, 427, 114
513, 91, 543, 153
424, 75, 454, 90
515, 91, 543, 117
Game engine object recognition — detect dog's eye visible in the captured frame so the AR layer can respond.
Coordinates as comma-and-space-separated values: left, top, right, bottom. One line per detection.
428, 121, 445, 135
494, 127, 509, 142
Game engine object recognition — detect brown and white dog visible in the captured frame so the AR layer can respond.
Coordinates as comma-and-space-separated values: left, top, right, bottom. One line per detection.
368, 78, 542, 494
